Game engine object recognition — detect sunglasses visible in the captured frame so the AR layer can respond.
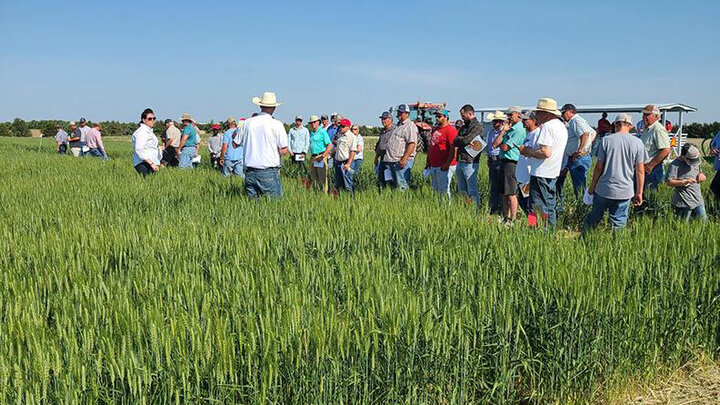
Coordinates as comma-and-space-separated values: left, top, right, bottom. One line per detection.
146, 117, 156, 121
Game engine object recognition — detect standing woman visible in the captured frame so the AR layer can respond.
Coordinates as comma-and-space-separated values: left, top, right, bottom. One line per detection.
350, 124, 364, 189
132, 108, 162, 176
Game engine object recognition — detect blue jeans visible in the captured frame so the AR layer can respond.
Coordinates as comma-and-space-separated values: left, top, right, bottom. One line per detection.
351, 159, 363, 189
244, 167, 282, 198
333, 160, 355, 193
430, 166, 456, 204
179, 146, 197, 169
583, 194, 631, 232
222, 159, 244, 178
673, 205, 707, 221
646, 164, 664, 190
530, 176, 558, 227
388, 159, 414, 191
557, 155, 591, 213
457, 162, 480, 208
87, 148, 108, 160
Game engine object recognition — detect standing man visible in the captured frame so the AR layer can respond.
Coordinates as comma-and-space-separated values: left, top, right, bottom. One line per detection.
332, 119, 358, 194
597, 112, 612, 136
78, 118, 91, 156
233, 92, 288, 198
382, 104, 418, 191
220, 117, 244, 178
425, 109, 457, 203
327, 115, 340, 141
583, 114, 647, 232
375, 111, 395, 189
453, 104, 485, 209
207, 124, 224, 169
307, 115, 332, 193
493, 106, 526, 224
161, 119, 181, 167
558, 104, 596, 214
639, 104, 671, 190
517, 111, 541, 216
177, 113, 199, 169
486, 110, 507, 214
85, 123, 108, 159
519, 98, 568, 228
709, 129, 720, 202
55, 124, 68, 154
67, 121, 83, 157
321, 115, 331, 130
288, 116, 310, 167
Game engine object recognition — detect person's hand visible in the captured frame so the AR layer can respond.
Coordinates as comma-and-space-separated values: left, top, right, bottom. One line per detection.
633, 193, 643, 207
315, 155, 323, 162
588, 187, 595, 195
501, 123, 511, 132
344, 163, 351, 171
570, 152, 580, 161
470, 140, 484, 151
711, 148, 719, 157
150, 163, 159, 172
441, 163, 450, 172
500, 144, 509, 152
683, 178, 697, 186
519, 145, 528, 156
644, 164, 654, 174
560, 167, 569, 177
220, 158, 225, 167
399, 157, 407, 168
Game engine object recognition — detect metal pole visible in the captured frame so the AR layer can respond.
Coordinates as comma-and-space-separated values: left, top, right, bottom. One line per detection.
678, 111, 684, 154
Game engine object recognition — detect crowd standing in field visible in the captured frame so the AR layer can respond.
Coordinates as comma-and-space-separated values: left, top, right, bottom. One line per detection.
53, 91, 720, 231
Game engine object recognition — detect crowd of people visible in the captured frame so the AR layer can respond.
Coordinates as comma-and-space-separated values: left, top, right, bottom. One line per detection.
54, 91, 720, 230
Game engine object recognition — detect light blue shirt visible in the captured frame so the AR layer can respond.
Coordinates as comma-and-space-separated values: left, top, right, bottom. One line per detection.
565, 114, 596, 156
222, 128, 243, 161
288, 125, 310, 154
712, 130, 720, 172
486, 128, 501, 157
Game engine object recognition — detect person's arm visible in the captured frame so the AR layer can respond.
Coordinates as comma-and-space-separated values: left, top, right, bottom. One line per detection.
524, 144, 552, 159
587, 160, 605, 194
344, 150, 355, 171
634, 163, 645, 206
399, 142, 416, 168
645, 148, 670, 172
177, 134, 188, 154
304, 130, 310, 154
698, 170, 707, 183
493, 124, 510, 149
577, 132, 590, 154
220, 140, 228, 165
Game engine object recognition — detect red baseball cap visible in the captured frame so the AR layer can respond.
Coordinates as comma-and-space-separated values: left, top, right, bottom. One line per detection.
211, 124, 220, 129
339, 118, 352, 127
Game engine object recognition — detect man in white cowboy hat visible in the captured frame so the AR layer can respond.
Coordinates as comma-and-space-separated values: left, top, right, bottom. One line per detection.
519, 98, 568, 228
233, 91, 288, 198
177, 113, 199, 169
486, 110, 508, 215
583, 113, 647, 232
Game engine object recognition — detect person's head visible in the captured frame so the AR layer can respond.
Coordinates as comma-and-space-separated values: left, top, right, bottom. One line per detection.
330, 113, 337, 122
211, 124, 220, 134
321, 115, 329, 126
490, 111, 507, 130
602, 112, 608, 119
180, 113, 192, 127
93, 123, 102, 131
522, 111, 539, 131
79, 118, 87, 127
533, 98, 562, 124
56, 124, 63, 130
164, 119, 173, 128
396, 104, 410, 122
680, 143, 701, 166
642, 104, 660, 126
434, 110, 448, 126
294, 116, 303, 127
455, 119, 464, 129
459, 104, 475, 121
141, 109, 156, 126
339, 119, 351, 134
69, 121, 77, 130
351, 124, 360, 135
379, 111, 393, 129
226, 117, 237, 128
560, 104, 577, 122
507, 106, 522, 124
613, 113, 634, 134
308, 115, 321, 131
333, 114, 344, 126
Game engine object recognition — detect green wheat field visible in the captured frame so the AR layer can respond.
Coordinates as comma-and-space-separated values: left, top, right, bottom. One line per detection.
1, 137, 719, 404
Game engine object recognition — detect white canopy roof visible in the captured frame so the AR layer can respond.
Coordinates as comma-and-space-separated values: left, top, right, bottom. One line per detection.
475, 103, 697, 114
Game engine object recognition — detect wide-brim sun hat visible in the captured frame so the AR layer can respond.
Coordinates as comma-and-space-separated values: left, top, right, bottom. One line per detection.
181, 113, 193, 122
488, 110, 508, 122
252, 92, 282, 107
535, 98, 562, 117
308, 115, 321, 123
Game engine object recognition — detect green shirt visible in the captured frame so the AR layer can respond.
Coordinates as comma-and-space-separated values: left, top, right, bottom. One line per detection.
499, 121, 526, 161
182, 125, 198, 147
309, 128, 331, 155
640, 121, 670, 162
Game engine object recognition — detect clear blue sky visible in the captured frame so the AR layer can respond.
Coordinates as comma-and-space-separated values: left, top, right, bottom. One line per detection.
1, 0, 718, 125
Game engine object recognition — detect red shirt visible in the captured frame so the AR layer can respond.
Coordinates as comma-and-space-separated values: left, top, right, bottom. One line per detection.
427, 124, 457, 167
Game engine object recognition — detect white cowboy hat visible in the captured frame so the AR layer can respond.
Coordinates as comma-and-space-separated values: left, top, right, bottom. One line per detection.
252, 92, 282, 107
181, 113, 193, 122
535, 98, 562, 117
487, 110, 508, 121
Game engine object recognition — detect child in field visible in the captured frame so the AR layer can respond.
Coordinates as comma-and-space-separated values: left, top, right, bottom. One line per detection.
666, 144, 707, 221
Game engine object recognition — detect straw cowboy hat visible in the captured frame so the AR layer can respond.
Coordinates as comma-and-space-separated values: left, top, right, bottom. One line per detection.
487, 110, 508, 121
181, 113, 193, 122
535, 98, 562, 117
252, 92, 282, 107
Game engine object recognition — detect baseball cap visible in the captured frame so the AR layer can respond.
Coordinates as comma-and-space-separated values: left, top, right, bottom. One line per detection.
295, 115, 303, 121
560, 104, 576, 113
682, 144, 701, 165
339, 118, 352, 127
642, 104, 661, 115
434, 109, 449, 117
613, 113, 633, 125
79, 118, 87, 124
520, 110, 535, 120
321, 114, 329, 120
69, 121, 76, 126
396, 104, 410, 114
331, 112, 338, 117
507, 106, 523, 114
379, 111, 392, 119
164, 119, 173, 124
211, 124, 220, 130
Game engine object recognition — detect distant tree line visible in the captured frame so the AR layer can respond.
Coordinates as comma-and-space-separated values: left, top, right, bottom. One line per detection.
0, 118, 384, 138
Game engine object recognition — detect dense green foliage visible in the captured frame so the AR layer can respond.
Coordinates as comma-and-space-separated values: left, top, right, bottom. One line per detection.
1, 138, 719, 403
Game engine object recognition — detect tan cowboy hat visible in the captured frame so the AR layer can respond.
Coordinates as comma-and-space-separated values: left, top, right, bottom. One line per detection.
181, 113, 193, 122
487, 110, 508, 122
535, 98, 562, 117
226, 117, 236, 124
252, 92, 282, 107
308, 115, 321, 123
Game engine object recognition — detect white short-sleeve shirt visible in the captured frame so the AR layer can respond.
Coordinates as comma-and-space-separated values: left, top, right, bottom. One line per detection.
529, 118, 568, 179
235, 112, 288, 169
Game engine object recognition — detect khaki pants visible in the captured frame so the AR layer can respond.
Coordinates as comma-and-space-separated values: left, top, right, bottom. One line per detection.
308, 158, 328, 193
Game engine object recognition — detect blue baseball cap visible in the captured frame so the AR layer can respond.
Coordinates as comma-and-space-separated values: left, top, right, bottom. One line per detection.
379, 111, 392, 119
396, 104, 410, 114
